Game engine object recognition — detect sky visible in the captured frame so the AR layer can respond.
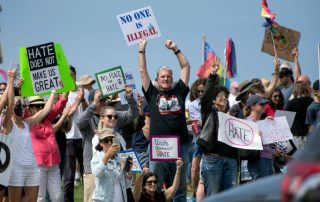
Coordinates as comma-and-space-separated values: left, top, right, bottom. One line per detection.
1, 0, 319, 93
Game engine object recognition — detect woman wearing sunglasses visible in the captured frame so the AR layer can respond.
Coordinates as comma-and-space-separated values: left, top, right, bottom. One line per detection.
91, 129, 133, 202
133, 158, 183, 202
21, 89, 69, 202
264, 88, 285, 117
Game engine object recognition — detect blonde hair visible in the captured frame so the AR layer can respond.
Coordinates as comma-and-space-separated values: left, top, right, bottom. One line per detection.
98, 106, 116, 131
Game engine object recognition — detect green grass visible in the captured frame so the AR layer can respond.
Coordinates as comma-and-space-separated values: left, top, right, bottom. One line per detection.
74, 182, 83, 202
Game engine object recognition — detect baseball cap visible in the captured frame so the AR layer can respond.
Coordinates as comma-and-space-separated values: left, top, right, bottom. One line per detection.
246, 95, 269, 107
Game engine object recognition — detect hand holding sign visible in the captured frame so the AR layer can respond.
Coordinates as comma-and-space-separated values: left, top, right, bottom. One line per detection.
139, 39, 147, 52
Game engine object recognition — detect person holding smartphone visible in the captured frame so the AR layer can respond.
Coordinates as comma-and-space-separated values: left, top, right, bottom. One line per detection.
91, 128, 133, 202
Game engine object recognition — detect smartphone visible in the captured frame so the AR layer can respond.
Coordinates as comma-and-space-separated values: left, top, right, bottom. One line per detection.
112, 137, 120, 146
123, 156, 133, 172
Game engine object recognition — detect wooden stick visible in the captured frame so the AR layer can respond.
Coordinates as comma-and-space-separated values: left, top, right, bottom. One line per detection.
269, 29, 278, 58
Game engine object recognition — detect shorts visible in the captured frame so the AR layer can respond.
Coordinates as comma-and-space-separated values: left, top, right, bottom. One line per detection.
8, 164, 39, 186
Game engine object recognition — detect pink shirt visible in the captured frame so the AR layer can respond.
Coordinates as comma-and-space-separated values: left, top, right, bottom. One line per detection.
30, 98, 67, 166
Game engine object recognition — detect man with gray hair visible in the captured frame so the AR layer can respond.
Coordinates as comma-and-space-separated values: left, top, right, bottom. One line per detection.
138, 39, 190, 201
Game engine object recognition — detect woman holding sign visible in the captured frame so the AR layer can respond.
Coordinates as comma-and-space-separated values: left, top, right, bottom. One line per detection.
133, 158, 183, 202
91, 129, 133, 202
0, 69, 17, 201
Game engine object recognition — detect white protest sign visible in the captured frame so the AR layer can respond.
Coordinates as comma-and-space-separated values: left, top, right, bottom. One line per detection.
218, 112, 263, 150
26, 43, 62, 94
95, 66, 126, 98
0, 134, 17, 186
274, 110, 296, 128
117, 6, 161, 46
118, 150, 142, 173
150, 136, 180, 161
257, 116, 293, 145
119, 71, 138, 105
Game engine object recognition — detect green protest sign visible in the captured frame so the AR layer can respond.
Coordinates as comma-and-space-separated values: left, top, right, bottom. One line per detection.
95, 66, 126, 98
19, 42, 75, 96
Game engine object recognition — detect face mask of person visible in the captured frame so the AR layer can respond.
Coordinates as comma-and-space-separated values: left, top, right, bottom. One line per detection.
14, 100, 24, 117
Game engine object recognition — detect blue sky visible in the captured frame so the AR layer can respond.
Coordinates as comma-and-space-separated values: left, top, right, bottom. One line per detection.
1, 0, 319, 92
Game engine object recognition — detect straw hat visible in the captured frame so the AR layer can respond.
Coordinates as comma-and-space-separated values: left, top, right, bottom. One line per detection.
28, 96, 45, 105
76, 75, 96, 86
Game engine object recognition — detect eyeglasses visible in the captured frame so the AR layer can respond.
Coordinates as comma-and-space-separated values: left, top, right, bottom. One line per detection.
101, 138, 113, 144
103, 114, 118, 120
146, 180, 158, 185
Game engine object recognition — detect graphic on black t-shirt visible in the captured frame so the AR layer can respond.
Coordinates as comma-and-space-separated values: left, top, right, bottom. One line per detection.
157, 95, 181, 114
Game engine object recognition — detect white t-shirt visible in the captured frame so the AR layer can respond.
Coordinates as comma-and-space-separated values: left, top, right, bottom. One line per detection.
10, 121, 37, 166
65, 90, 87, 139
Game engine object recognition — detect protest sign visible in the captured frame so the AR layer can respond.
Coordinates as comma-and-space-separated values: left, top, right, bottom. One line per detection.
257, 116, 293, 145
261, 25, 300, 62
19, 42, 75, 96
218, 112, 263, 150
274, 110, 296, 128
117, 6, 161, 46
119, 71, 138, 105
150, 136, 180, 161
118, 150, 143, 173
0, 134, 17, 186
95, 66, 126, 98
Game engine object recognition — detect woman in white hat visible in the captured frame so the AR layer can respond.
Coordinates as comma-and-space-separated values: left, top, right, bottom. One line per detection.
91, 128, 133, 202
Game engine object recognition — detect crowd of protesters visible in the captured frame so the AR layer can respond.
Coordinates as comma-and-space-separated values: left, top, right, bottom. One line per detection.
0, 39, 319, 202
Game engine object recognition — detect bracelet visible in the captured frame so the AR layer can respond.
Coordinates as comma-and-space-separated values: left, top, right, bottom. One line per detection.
139, 51, 145, 54
174, 49, 181, 55
176, 172, 181, 175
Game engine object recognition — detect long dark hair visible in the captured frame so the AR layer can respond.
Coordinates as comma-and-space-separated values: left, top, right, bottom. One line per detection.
269, 88, 284, 110
141, 173, 159, 200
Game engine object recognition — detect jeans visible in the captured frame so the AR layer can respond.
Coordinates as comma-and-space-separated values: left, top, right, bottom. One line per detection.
247, 157, 273, 180
201, 155, 237, 197
63, 139, 84, 202
149, 144, 189, 202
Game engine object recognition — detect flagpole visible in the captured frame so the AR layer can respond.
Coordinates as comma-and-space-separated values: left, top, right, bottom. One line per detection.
318, 43, 320, 89
224, 45, 228, 86
202, 34, 206, 64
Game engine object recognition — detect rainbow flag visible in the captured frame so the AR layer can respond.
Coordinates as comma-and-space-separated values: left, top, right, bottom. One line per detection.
261, 0, 276, 21
196, 41, 229, 87
225, 38, 237, 78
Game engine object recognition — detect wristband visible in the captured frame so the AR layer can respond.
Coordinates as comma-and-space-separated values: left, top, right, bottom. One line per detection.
51, 90, 57, 94
174, 49, 181, 55
139, 51, 145, 54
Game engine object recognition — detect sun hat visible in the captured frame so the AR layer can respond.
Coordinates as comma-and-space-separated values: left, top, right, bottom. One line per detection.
235, 80, 253, 101
28, 96, 45, 105
76, 75, 96, 86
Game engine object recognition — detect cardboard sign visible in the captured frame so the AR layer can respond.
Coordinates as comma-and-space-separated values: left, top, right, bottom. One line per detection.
119, 71, 138, 105
19, 42, 75, 96
95, 66, 126, 98
118, 150, 143, 173
218, 112, 263, 150
261, 25, 300, 62
117, 6, 161, 46
150, 136, 180, 161
274, 110, 296, 128
0, 134, 17, 186
257, 116, 293, 145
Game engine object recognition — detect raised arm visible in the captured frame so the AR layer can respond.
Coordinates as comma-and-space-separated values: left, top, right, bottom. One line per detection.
165, 40, 190, 86
133, 167, 149, 202
201, 58, 220, 114
138, 39, 151, 92
165, 158, 183, 201
2, 69, 16, 134
25, 91, 56, 128
53, 106, 71, 133
265, 55, 280, 99
292, 47, 301, 82
68, 88, 84, 117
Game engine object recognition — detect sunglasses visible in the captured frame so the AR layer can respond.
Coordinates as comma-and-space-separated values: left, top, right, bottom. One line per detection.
101, 138, 113, 144
272, 95, 281, 99
103, 114, 118, 120
197, 90, 204, 93
146, 180, 158, 185
29, 104, 44, 109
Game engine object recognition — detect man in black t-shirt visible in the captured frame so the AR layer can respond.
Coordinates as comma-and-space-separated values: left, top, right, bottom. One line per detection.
138, 39, 190, 201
